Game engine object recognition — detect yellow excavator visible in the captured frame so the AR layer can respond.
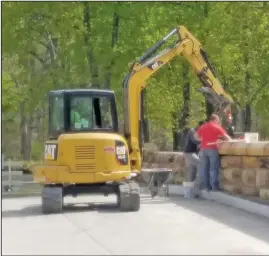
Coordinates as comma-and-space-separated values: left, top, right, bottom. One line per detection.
32, 25, 234, 213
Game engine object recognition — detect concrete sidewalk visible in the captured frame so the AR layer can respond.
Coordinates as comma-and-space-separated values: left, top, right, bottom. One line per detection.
2, 194, 269, 255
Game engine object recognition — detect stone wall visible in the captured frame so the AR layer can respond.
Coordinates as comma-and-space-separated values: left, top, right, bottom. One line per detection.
142, 141, 269, 200
142, 150, 186, 184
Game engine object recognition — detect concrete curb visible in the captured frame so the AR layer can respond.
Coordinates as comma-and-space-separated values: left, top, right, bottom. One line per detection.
167, 184, 269, 219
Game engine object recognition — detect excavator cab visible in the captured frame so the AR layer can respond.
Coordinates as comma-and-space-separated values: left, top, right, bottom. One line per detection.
48, 89, 119, 140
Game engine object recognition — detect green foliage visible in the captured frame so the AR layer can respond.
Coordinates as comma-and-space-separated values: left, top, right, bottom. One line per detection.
2, 2, 269, 159
2, 72, 20, 113
31, 141, 44, 160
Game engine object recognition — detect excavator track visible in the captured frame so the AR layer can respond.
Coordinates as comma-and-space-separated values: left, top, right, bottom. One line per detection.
41, 182, 140, 214
117, 181, 140, 212
42, 185, 63, 214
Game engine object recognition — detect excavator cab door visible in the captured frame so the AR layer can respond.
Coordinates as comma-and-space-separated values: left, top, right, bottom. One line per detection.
48, 89, 119, 140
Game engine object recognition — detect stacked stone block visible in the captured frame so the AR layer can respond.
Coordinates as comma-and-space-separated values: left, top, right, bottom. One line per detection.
142, 150, 185, 185
219, 141, 269, 199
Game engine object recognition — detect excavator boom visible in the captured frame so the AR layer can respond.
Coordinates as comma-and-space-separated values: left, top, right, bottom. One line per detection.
123, 26, 234, 172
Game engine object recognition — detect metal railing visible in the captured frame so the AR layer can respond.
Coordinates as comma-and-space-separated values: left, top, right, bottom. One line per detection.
2, 159, 42, 196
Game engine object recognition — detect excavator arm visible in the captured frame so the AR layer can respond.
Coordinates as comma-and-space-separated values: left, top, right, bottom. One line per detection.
122, 26, 234, 172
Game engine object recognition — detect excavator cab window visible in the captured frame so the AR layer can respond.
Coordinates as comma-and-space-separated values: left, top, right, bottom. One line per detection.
48, 89, 119, 139
49, 95, 64, 133
70, 96, 94, 130
69, 95, 113, 130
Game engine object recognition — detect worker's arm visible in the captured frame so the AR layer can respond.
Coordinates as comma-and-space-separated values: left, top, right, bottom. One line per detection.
218, 126, 232, 141
222, 134, 232, 141
194, 132, 201, 142
123, 26, 234, 171
189, 129, 200, 144
194, 125, 204, 142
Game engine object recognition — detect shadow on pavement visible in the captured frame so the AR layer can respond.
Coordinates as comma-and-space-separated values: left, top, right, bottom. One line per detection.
2, 194, 154, 219
142, 194, 269, 245
2, 205, 43, 218
2, 202, 123, 218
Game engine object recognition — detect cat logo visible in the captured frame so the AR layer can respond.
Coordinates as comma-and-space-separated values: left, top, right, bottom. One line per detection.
44, 144, 57, 160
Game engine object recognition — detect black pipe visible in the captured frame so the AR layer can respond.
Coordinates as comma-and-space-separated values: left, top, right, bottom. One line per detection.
138, 28, 177, 64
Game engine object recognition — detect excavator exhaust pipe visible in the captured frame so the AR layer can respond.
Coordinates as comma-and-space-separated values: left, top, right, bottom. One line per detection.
140, 168, 173, 197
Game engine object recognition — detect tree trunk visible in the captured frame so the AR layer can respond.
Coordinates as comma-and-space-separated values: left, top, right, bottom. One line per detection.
19, 103, 33, 161
173, 63, 191, 151
20, 103, 27, 160
244, 54, 252, 132
178, 63, 190, 130
25, 114, 34, 161
244, 103, 251, 132
205, 101, 214, 120
104, 11, 120, 89
172, 112, 178, 151
83, 2, 100, 87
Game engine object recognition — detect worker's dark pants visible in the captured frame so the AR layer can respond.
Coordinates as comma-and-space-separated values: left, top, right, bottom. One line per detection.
183, 152, 200, 184
199, 149, 220, 191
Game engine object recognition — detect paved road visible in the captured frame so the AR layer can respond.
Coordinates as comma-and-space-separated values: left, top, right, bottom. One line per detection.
2, 194, 269, 255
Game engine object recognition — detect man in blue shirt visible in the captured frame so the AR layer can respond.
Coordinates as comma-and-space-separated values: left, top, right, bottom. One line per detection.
183, 120, 205, 186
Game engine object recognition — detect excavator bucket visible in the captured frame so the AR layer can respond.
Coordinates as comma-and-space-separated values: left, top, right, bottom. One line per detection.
140, 168, 173, 198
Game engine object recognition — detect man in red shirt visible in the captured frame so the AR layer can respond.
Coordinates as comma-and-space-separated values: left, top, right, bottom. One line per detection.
194, 114, 232, 191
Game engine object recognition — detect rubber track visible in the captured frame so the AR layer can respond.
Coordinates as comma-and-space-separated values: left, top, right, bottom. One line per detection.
42, 186, 63, 214
118, 181, 140, 212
